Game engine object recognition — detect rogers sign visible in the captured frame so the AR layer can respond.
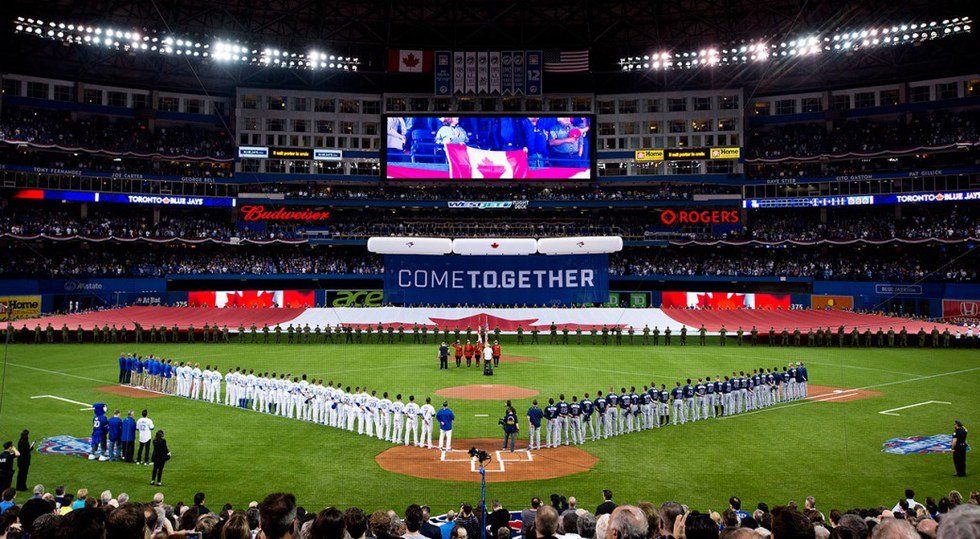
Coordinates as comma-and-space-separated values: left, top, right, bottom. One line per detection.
240, 205, 331, 222
660, 209, 740, 226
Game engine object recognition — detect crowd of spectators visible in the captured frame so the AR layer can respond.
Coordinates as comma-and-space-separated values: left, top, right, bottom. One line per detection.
747, 111, 979, 160
609, 246, 977, 282
737, 207, 980, 242
0, 483, 977, 539
0, 147, 234, 179
2, 242, 975, 282
0, 106, 234, 160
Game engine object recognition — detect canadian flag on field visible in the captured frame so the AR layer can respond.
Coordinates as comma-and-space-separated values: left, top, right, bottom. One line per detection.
445, 143, 530, 179
387, 49, 433, 72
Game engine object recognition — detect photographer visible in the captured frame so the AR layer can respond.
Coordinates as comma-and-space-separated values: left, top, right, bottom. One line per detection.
501, 406, 519, 452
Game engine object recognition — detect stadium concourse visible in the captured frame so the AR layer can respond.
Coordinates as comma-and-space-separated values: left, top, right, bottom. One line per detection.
12, 305, 968, 336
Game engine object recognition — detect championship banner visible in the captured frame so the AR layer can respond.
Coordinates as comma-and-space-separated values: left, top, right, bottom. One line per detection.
452, 52, 466, 95
434, 51, 453, 96
0, 295, 41, 320
464, 52, 477, 94
513, 53, 526, 95
383, 254, 609, 306
501, 52, 515, 95
812, 295, 854, 310
477, 52, 489, 94
489, 51, 502, 95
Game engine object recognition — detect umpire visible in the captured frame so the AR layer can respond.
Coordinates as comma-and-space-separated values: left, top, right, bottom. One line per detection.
952, 419, 968, 477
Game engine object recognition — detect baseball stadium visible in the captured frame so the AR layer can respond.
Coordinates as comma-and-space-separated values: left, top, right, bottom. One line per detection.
0, 1, 978, 538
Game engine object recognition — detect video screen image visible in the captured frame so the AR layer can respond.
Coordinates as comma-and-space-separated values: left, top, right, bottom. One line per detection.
385, 115, 592, 180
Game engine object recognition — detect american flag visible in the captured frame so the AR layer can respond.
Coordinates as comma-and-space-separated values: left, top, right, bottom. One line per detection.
543, 50, 589, 73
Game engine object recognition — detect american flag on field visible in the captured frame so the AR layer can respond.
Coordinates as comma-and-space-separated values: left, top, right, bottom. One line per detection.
543, 50, 589, 73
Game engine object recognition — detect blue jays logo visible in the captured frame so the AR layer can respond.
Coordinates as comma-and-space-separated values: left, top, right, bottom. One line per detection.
882, 434, 969, 455
37, 435, 92, 457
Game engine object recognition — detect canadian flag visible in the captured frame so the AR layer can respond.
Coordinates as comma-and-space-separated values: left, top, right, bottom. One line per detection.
387, 49, 433, 72
445, 143, 530, 179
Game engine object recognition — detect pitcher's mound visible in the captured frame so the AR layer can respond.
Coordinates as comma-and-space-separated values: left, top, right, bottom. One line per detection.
376, 438, 598, 483
97, 386, 166, 399
436, 385, 539, 401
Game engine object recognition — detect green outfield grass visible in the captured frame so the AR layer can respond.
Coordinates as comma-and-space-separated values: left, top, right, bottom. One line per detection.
1, 340, 977, 513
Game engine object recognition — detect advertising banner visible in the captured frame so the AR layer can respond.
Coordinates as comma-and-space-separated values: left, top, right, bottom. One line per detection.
187, 290, 315, 308
661, 291, 791, 310
325, 290, 384, 308
0, 295, 42, 320
811, 295, 854, 310
383, 254, 609, 306
942, 298, 980, 323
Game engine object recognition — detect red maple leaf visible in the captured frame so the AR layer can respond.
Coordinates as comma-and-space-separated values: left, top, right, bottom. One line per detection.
476, 156, 506, 178
491, 242, 500, 249
428, 313, 539, 332
402, 52, 420, 68
226, 290, 276, 308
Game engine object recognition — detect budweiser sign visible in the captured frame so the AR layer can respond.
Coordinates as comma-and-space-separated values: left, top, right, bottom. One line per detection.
240, 205, 331, 222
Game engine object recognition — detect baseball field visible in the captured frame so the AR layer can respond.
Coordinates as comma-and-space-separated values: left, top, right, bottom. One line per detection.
2, 339, 977, 512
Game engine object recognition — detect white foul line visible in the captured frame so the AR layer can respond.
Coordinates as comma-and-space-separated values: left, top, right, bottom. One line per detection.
31, 394, 93, 410
879, 400, 952, 416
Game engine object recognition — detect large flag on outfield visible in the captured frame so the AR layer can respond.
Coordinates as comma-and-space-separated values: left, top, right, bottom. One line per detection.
445, 143, 530, 179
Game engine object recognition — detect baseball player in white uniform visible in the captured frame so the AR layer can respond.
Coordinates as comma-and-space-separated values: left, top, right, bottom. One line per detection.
379, 392, 392, 440
419, 397, 436, 448
191, 363, 203, 400
390, 394, 405, 443
403, 396, 420, 446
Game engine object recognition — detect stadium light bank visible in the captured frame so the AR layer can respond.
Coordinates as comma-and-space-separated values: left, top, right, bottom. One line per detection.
11, 16, 359, 71
618, 16, 972, 70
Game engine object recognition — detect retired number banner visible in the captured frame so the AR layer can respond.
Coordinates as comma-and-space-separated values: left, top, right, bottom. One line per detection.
383, 254, 609, 306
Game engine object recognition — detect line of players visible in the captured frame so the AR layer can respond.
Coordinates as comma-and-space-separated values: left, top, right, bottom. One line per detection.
117, 353, 449, 449
526, 362, 809, 449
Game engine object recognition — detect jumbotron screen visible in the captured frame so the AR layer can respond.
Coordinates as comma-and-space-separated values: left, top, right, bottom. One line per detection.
384, 115, 593, 180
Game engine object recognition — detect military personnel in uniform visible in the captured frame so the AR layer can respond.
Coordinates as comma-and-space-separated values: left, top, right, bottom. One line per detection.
531, 328, 539, 344
614, 327, 622, 345
917, 327, 926, 347
679, 326, 687, 346
942, 328, 951, 348
549, 322, 558, 344
516, 325, 524, 344
875, 328, 884, 347
719, 326, 727, 346
780, 328, 789, 346
698, 325, 707, 346
135, 323, 143, 344
250, 323, 258, 343
899, 326, 908, 347
736, 326, 744, 346
387, 325, 395, 343
77, 325, 85, 344
61, 324, 69, 344
664, 326, 672, 345
263, 324, 270, 343
590, 326, 597, 344
642, 325, 650, 345
652, 326, 660, 346
562, 326, 570, 344
601, 325, 609, 345
627, 326, 634, 345
576, 327, 582, 344
767, 327, 775, 346
863, 327, 873, 348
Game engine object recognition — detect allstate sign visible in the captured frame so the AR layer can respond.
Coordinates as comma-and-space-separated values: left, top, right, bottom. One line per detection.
383, 254, 609, 306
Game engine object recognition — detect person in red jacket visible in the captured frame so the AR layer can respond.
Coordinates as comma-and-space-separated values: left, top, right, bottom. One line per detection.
492, 341, 502, 367
452, 341, 463, 368
463, 340, 475, 367
474, 341, 484, 366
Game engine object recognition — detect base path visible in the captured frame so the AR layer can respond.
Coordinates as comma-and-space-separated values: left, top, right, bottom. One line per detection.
806, 384, 883, 403
435, 385, 539, 401
97, 385, 166, 399
376, 438, 598, 483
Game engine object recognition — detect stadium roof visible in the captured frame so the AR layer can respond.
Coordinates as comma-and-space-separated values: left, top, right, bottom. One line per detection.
2, 0, 977, 95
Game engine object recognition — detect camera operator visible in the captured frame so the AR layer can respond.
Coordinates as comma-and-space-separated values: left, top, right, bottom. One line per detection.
501, 406, 519, 452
